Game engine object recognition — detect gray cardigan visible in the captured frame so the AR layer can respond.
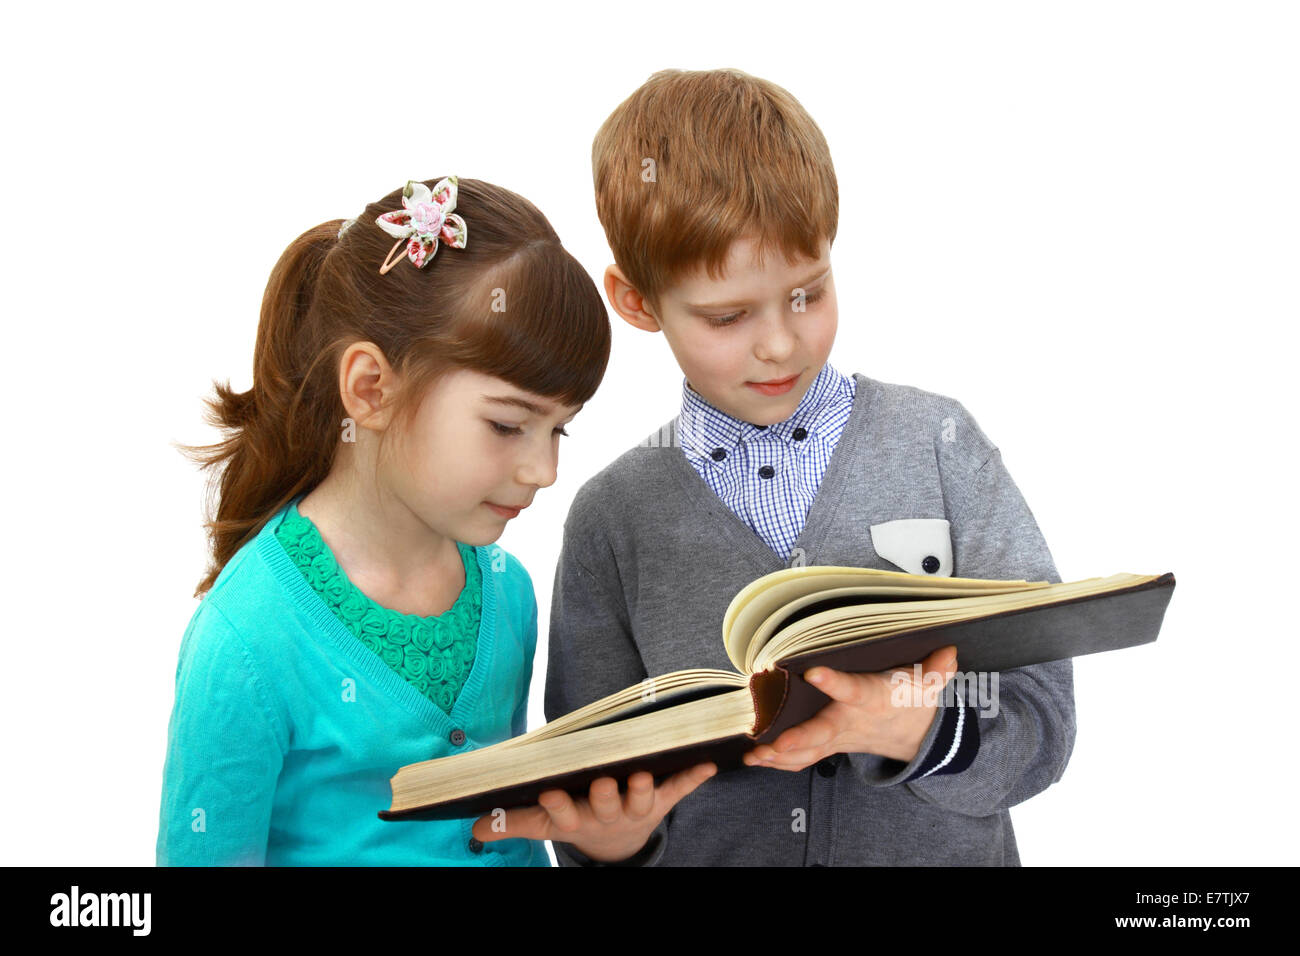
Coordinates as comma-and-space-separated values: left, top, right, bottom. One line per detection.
544, 373, 1074, 865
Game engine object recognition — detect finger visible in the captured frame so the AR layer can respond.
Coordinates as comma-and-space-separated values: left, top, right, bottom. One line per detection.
537, 787, 584, 834
621, 771, 655, 819
588, 776, 623, 825
745, 743, 770, 764
890, 645, 959, 686
770, 712, 838, 754
746, 720, 829, 763
655, 761, 716, 810
752, 744, 827, 772
913, 645, 957, 677
804, 667, 869, 705
472, 804, 549, 842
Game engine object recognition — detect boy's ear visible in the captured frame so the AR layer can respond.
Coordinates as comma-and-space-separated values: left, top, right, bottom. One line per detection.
604, 264, 662, 333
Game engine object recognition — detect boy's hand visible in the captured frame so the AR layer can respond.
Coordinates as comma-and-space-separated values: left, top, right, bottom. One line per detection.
743, 645, 959, 771
471, 762, 717, 863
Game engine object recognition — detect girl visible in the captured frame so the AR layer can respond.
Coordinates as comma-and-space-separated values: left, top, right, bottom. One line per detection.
157, 176, 610, 865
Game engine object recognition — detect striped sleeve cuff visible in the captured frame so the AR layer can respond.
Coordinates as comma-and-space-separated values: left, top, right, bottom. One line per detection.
902, 698, 980, 782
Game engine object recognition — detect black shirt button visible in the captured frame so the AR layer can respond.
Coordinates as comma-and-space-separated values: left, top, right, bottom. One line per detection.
468, 837, 483, 853
816, 757, 838, 777
710, 448, 727, 461
449, 728, 466, 746
922, 555, 940, 574
792, 427, 807, 441
758, 465, 775, 479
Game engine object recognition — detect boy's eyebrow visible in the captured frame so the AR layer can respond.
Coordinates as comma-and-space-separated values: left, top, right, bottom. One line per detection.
482, 395, 584, 417
688, 267, 831, 311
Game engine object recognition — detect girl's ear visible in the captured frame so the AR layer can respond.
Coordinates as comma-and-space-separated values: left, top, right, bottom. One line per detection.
338, 341, 400, 432
604, 264, 662, 333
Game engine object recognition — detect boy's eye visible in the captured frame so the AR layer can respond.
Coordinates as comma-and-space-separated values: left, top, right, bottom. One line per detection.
706, 288, 826, 326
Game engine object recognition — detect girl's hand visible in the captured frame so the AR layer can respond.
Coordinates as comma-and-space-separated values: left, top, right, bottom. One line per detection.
471, 762, 717, 863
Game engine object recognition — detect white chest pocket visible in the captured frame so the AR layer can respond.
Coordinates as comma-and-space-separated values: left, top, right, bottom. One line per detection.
869, 518, 954, 576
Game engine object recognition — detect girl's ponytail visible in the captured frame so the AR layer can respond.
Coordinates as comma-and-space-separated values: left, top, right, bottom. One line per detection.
181, 178, 610, 599
180, 221, 344, 597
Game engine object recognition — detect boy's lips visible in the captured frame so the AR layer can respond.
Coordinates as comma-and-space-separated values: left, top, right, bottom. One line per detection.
747, 371, 801, 395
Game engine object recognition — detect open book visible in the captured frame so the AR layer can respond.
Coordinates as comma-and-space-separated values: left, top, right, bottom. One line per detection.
379, 565, 1175, 821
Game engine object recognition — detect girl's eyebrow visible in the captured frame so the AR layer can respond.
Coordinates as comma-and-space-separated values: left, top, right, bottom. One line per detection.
688, 267, 831, 311
482, 395, 584, 417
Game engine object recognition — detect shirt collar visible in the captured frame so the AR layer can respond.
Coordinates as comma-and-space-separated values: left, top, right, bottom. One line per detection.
678, 363, 856, 465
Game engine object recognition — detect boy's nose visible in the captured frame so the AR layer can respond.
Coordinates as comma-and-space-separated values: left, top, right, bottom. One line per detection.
753, 311, 798, 362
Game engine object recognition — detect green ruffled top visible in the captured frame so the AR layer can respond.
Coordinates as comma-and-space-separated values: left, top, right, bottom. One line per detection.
274, 498, 480, 715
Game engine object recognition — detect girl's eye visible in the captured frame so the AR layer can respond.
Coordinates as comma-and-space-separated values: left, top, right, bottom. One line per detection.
490, 422, 571, 437
794, 288, 826, 308
707, 312, 743, 328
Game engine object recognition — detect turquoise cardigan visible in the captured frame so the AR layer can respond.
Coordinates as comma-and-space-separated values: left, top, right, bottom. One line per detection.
156, 498, 549, 866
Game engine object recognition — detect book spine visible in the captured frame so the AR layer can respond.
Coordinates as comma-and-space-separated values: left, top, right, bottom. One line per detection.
747, 668, 793, 740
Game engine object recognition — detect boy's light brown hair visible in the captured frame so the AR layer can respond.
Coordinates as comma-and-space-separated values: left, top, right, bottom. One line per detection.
592, 68, 838, 314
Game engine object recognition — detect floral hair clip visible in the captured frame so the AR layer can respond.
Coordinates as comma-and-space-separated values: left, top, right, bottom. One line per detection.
374, 176, 468, 274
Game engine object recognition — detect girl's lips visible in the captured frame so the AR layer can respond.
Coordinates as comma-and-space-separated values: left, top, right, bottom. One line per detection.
485, 502, 521, 518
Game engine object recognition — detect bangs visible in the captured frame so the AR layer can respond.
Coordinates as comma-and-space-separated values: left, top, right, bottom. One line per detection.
440, 242, 610, 409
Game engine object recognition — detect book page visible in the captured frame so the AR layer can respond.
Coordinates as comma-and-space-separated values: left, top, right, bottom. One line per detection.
724, 565, 1048, 672
751, 573, 1158, 671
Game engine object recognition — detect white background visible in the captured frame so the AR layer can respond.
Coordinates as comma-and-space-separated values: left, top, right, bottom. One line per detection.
3, 0, 1295, 866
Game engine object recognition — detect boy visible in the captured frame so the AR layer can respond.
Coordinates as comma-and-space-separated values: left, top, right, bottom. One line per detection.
476, 68, 1074, 866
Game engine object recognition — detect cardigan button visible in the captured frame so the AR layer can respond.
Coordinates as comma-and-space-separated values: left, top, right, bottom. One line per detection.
792, 427, 808, 440
710, 447, 727, 461
468, 837, 483, 853
922, 555, 940, 574
816, 757, 838, 777
449, 728, 466, 746
758, 465, 775, 479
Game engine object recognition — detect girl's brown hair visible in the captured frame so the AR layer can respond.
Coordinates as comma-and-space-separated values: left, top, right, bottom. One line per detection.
179, 177, 610, 597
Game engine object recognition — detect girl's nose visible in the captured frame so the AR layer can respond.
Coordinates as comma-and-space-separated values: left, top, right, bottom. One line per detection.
518, 441, 558, 490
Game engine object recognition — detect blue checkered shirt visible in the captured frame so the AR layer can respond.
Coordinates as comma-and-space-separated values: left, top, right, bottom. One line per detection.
677, 362, 858, 562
